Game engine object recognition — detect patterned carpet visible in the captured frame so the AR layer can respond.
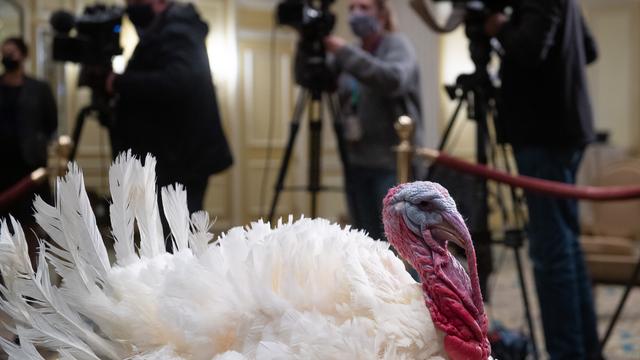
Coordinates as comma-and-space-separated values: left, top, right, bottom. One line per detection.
488, 244, 640, 359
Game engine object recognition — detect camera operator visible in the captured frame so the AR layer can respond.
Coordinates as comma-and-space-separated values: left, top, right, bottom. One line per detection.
485, 1, 601, 358
106, 0, 232, 215
324, 0, 424, 241
1, 37, 57, 265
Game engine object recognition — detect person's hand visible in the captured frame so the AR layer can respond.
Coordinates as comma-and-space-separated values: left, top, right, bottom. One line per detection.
106, 72, 117, 95
324, 35, 347, 53
485, 13, 508, 38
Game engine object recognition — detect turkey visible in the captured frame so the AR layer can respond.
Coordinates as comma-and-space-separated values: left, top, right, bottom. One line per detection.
0, 153, 490, 359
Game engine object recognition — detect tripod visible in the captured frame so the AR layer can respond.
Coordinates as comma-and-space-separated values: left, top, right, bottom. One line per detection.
268, 87, 349, 222
431, 72, 540, 359
68, 102, 112, 162
68, 67, 114, 163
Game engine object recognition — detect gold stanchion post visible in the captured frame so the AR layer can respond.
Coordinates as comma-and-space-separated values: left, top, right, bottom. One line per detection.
394, 116, 414, 184
55, 135, 74, 177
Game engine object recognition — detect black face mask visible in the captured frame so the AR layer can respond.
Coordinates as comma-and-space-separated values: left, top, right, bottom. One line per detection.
1, 57, 20, 72
126, 4, 155, 29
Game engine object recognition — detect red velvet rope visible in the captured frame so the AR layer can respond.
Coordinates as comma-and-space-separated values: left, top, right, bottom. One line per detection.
0, 173, 42, 213
430, 152, 640, 201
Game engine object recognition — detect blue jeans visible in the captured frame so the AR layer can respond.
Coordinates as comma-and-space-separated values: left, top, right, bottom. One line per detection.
345, 165, 396, 241
515, 147, 601, 360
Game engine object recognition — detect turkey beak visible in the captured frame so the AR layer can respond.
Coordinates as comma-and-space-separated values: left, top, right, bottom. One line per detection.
431, 221, 466, 253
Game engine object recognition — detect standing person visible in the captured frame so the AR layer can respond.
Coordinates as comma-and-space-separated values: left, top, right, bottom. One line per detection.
107, 0, 232, 214
325, 0, 424, 241
0, 37, 57, 263
485, 0, 602, 358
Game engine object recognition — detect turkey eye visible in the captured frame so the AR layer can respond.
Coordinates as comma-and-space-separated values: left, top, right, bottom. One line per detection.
418, 201, 436, 212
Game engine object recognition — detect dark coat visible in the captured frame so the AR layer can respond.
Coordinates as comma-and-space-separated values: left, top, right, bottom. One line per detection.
112, 2, 232, 186
496, 0, 598, 148
0, 75, 56, 219
0, 75, 57, 170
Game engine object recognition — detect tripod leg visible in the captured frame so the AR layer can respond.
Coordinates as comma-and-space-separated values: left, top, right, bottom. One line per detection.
308, 97, 323, 219
473, 99, 493, 302
438, 96, 465, 152
326, 93, 350, 173
428, 96, 464, 181
499, 153, 539, 356
268, 90, 308, 223
512, 244, 540, 359
69, 106, 95, 162
600, 255, 640, 349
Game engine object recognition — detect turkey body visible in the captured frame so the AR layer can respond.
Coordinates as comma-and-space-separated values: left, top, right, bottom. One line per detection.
0, 154, 446, 360
95, 218, 445, 359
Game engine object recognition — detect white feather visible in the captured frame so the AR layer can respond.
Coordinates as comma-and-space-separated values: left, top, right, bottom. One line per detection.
124, 347, 185, 359
57, 163, 110, 276
57, 349, 81, 360
109, 151, 139, 266
0, 219, 121, 359
0, 328, 46, 360
188, 211, 213, 256
161, 184, 189, 252
135, 154, 165, 258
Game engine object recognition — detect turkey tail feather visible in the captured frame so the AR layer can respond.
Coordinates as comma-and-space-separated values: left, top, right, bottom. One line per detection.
57, 163, 110, 277
0, 219, 115, 360
135, 155, 165, 258
109, 151, 138, 265
189, 211, 213, 255
161, 184, 189, 252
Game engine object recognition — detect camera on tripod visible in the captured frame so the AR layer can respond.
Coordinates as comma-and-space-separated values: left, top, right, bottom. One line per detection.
49, 4, 124, 161
277, 0, 336, 40
430, 0, 509, 77
50, 4, 124, 106
276, 0, 337, 93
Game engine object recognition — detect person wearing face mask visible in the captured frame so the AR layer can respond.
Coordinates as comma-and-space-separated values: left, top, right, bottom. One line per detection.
106, 0, 232, 222
0, 37, 57, 264
324, 0, 424, 241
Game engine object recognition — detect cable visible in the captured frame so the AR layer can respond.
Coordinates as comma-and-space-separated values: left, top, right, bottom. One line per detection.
259, 20, 280, 219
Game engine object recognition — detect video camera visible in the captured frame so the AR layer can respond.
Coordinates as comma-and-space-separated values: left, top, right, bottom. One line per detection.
416, 0, 508, 97
50, 4, 123, 66
276, 0, 337, 93
277, 0, 336, 40
433, 0, 509, 40
50, 4, 124, 105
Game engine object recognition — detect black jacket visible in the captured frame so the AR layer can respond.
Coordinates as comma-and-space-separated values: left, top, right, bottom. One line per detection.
112, 2, 232, 186
0, 76, 57, 170
0, 75, 56, 218
496, 0, 597, 147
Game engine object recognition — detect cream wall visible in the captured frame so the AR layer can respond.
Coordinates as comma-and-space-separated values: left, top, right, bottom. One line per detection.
583, 0, 640, 153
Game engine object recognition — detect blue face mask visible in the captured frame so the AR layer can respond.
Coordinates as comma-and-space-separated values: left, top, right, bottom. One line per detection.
348, 13, 382, 39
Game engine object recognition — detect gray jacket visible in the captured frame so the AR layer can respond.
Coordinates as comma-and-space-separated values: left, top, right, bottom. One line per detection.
334, 32, 424, 171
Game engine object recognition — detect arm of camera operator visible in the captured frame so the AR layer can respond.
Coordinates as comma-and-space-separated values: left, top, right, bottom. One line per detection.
326, 34, 417, 97
113, 28, 200, 102
491, 0, 563, 68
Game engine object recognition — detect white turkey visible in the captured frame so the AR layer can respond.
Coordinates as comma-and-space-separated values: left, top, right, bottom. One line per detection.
0, 153, 490, 359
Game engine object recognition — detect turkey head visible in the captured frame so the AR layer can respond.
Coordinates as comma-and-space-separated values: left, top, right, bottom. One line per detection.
382, 181, 491, 360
